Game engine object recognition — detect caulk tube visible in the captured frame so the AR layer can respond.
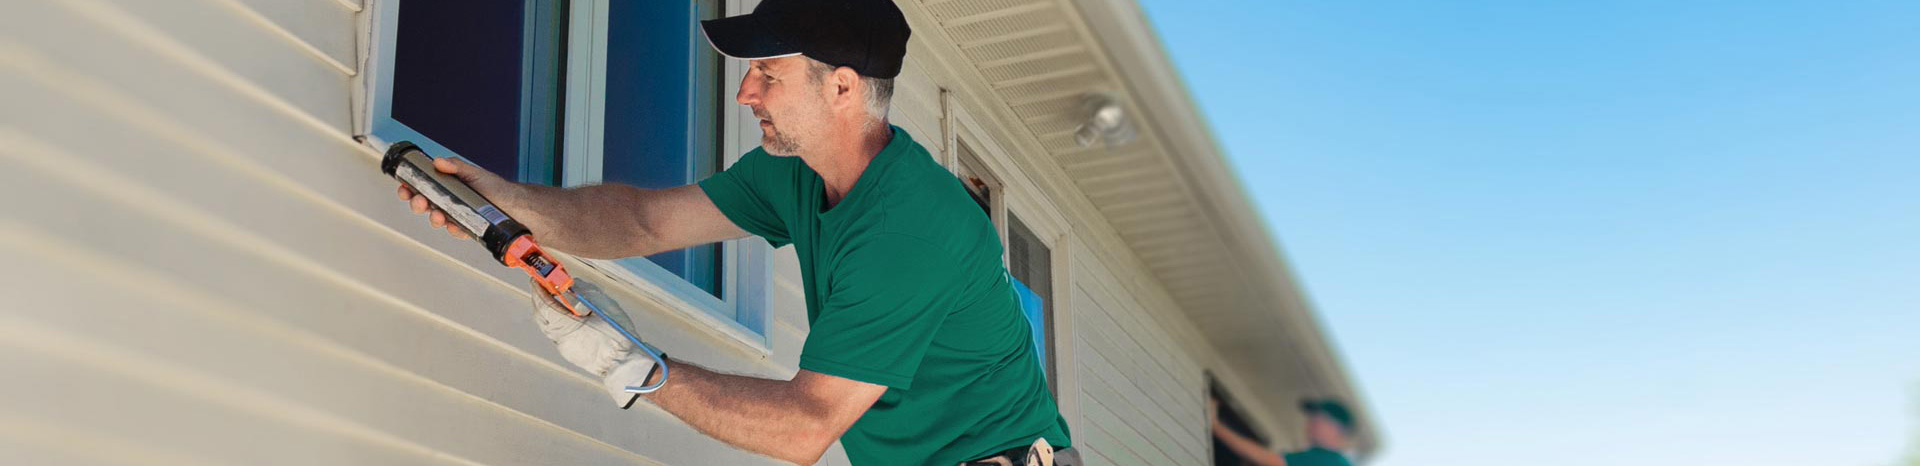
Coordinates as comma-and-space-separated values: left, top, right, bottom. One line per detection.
381, 141, 533, 265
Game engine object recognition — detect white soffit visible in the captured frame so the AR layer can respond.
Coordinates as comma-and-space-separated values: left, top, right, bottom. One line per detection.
905, 0, 1380, 455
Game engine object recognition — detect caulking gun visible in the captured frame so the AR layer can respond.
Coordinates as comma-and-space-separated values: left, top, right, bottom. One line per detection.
381, 141, 669, 393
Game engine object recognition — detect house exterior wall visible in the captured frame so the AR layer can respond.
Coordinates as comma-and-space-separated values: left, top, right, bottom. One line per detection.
0, 0, 1321, 464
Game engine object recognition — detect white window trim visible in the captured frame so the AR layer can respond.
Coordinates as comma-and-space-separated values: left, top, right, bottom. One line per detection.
560, 0, 771, 352
358, 0, 774, 353
359, 0, 449, 157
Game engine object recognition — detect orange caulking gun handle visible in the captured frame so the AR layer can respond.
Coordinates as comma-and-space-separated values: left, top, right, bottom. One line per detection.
503, 235, 588, 317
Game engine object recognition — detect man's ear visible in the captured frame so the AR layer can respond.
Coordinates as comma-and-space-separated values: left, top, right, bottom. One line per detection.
832, 66, 862, 110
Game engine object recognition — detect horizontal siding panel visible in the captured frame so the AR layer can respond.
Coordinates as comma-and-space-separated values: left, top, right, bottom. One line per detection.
221, 0, 360, 70
1076, 347, 1206, 463
5, 31, 791, 369
0, 131, 792, 464
0, 245, 646, 466
7, 0, 352, 133
0, 66, 793, 466
1073, 280, 1201, 422
892, 61, 945, 141
0, 73, 557, 366
1077, 294, 1194, 411
1074, 257, 1204, 404
1080, 397, 1177, 466
1075, 322, 1207, 464
0, 325, 469, 466
1071, 419, 1140, 466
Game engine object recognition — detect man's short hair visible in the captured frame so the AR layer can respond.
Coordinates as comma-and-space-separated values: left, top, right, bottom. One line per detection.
804, 58, 893, 122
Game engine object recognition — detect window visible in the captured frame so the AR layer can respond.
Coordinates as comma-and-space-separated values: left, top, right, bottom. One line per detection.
579, 0, 728, 299
1006, 214, 1054, 391
368, 0, 768, 343
374, 0, 565, 184
1211, 380, 1268, 466
953, 142, 1058, 391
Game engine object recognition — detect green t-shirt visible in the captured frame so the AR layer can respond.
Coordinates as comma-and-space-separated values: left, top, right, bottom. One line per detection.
698, 126, 1070, 465
1283, 447, 1353, 466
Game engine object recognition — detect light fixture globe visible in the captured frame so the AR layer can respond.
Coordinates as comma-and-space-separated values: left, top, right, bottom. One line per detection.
1073, 92, 1137, 148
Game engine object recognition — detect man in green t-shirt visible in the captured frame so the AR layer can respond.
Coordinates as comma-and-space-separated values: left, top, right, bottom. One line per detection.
1210, 397, 1358, 466
392, 0, 1069, 464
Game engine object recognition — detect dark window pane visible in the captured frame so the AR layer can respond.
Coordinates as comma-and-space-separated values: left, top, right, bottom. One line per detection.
1211, 382, 1269, 466
602, 0, 725, 297
391, 0, 562, 183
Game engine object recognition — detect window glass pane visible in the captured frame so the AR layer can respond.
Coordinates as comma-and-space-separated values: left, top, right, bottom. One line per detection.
602, 0, 726, 297
391, 0, 563, 183
1011, 277, 1046, 378
1210, 382, 1269, 466
1008, 215, 1053, 387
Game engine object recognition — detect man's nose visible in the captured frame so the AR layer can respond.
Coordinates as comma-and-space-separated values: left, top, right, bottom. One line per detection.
736, 76, 758, 106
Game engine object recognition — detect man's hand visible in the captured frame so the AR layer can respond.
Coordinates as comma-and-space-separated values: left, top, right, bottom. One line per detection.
394, 156, 520, 240
529, 279, 657, 408
1208, 396, 1289, 466
1208, 397, 1221, 429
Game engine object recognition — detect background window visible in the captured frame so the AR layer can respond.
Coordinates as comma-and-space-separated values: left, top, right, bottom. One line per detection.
598, 0, 727, 297
381, 0, 564, 184
1211, 381, 1269, 466
370, 0, 764, 339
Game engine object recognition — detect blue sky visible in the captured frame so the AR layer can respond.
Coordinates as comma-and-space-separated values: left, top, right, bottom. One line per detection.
1134, 1, 1920, 465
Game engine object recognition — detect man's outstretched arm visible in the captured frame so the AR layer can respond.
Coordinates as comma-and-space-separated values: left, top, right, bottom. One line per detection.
640, 364, 887, 465
398, 157, 747, 259
1211, 398, 1288, 466
529, 279, 879, 465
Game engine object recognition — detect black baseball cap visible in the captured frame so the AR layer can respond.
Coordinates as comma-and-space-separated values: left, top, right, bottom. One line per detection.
1299, 398, 1358, 433
700, 0, 912, 79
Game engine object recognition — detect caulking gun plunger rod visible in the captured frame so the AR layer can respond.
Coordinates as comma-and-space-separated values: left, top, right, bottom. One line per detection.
380, 141, 669, 393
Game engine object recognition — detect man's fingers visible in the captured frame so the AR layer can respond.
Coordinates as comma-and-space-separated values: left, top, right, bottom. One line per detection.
432, 157, 465, 174
431, 156, 503, 188
400, 157, 500, 239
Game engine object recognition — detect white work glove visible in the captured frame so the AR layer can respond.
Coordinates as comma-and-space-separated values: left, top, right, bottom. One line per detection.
529, 280, 659, 409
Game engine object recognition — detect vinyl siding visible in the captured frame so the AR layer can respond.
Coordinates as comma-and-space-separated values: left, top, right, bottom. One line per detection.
1, 0, 1293, 465
1, 0, 816, 464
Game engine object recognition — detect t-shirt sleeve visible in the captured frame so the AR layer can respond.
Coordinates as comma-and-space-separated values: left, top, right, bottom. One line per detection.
798, 234, 955, 389
1282, 449, 1349, 466
697, 149, 794, 247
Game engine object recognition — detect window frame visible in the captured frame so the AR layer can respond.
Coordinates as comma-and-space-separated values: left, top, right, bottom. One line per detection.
361, 0, 773, 352
946, 103, 1078, 406
556, 0, 770, 349
363, 0, 566, 184
1209, 376, 1275, 466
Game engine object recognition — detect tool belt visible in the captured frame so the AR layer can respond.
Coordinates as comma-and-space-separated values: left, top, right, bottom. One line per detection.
959, 438, 1080, 466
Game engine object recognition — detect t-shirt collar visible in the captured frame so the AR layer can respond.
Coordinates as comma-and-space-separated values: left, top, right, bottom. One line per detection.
819, 125, 910, 219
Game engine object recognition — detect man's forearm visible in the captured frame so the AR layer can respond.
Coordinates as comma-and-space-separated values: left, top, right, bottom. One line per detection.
639, 361, 840, 464
1212, 422, 1287, 466
496, 182, 659, 259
